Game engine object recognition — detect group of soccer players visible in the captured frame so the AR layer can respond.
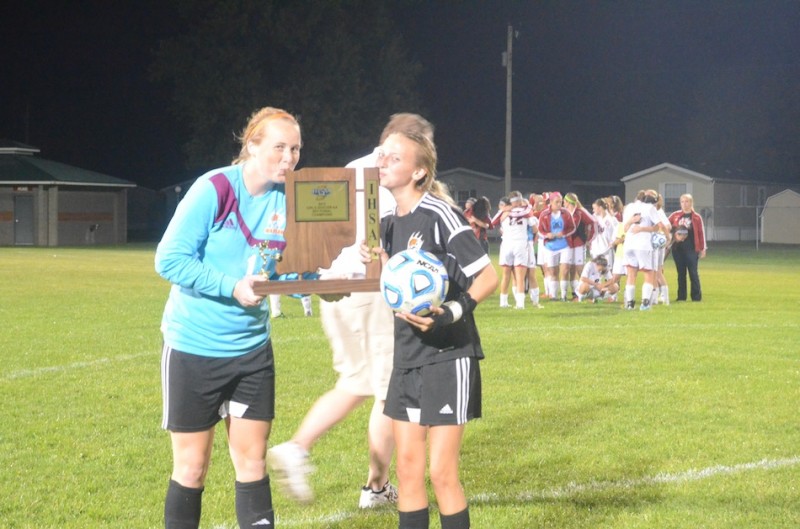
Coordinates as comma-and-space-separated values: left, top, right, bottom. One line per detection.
484, 188, 676, 310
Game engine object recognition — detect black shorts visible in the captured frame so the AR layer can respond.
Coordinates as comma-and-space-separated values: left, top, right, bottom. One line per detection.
384, 357, 481, 426
161, 342, 275, 432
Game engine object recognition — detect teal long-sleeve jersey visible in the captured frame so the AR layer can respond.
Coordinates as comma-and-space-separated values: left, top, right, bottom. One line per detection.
155, 164, 286, 357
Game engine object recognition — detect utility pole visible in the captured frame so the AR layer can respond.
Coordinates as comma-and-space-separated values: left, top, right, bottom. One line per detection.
503, 25, 514, 195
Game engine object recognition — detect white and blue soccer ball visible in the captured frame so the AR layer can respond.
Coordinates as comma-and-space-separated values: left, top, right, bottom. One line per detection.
651, 231, 668, 249
380, 249, 449, 316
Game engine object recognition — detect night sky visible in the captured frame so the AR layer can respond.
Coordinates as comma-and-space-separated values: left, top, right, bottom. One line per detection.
2, 1, 799, 190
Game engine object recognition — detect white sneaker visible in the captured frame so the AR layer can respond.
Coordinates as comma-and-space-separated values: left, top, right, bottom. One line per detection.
267, 442, 314, 504
358, 482, 398, 509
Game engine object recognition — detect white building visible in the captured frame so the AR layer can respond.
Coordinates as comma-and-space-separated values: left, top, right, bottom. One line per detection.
761, 189, 800, 244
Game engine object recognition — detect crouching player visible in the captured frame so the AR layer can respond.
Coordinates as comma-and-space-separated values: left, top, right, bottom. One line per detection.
575, 255, 619, 303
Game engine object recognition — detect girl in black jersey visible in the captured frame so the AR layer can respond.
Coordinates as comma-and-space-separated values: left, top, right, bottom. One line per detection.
363, 131, 498, 529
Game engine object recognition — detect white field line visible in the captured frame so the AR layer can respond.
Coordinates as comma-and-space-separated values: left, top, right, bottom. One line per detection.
473, 456, 800, 503
514, 321, 800, 331
1, 352, 152, 381
203, 456, 800, 528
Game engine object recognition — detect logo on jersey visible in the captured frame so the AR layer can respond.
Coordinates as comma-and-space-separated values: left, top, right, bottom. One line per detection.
264, 211, 286, 236
406, 231, 424, 250
222, 216, 237, 230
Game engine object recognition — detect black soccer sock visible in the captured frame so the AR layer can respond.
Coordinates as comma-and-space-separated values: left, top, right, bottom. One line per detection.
235, 476, 274, 528
164, 479, 203, 529
440, 507, 470, 529
399, 507, 430, 529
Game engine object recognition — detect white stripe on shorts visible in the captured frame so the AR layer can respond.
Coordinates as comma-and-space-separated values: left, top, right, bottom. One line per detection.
161, 344, 171, 430
455, 357, 471, 424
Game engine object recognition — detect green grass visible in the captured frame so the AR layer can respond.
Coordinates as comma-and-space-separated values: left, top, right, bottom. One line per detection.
1, 242, 799, 528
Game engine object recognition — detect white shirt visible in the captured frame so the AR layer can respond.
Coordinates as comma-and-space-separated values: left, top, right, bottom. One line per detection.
318, 149, 397, 278
581, 260, 611, 284
501, 206, 535, 243
622, 200, 661, 251
590, 213, 618, 257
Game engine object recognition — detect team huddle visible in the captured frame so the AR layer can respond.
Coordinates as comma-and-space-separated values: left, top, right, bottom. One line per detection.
465, 188, 707, 311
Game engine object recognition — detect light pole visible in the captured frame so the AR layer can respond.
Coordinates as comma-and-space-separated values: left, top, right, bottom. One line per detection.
502, 25, 516, 196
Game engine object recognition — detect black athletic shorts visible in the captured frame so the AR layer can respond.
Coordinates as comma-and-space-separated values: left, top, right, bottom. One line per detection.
384, 357, 481, 426
161, 342, 275, 432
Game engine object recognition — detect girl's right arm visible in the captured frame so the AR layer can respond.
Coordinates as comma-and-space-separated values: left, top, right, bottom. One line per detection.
155, 180, 239, 298
466, 262, 499, 304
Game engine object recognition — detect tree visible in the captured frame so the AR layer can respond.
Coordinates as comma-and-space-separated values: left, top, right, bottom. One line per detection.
150, 0, 423, 171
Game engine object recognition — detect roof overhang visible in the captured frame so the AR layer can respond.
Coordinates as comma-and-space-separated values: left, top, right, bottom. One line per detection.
620, 163, 714, 183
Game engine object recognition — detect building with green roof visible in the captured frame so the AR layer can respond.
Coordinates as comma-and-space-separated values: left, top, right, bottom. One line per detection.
0, 141, 135, 246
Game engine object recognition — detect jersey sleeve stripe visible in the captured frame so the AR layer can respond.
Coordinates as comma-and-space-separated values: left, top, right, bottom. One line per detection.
448, 225, 473, 241
461, 254, 492, 278
420, 195, 462, 233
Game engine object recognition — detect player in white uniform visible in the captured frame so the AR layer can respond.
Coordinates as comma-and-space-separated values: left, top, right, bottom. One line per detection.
651, 193, 672, 305
525, 194, 544, 308
621, 189, 670, 310
575, 255, 618, 302
498, 192, 535, 309
590, 198, 620, 302
268, 293, 313, 318
590, 198, 618, 266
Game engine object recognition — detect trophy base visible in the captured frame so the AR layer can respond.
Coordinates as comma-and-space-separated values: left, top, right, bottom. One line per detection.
253, 278, 380, 296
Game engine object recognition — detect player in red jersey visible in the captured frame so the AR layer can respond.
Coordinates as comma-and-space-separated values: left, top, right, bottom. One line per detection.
538, 192, 576, 301
564, 193, 598, 299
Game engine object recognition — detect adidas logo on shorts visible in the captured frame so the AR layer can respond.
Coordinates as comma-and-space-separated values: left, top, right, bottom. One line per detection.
439, 404, 454, 415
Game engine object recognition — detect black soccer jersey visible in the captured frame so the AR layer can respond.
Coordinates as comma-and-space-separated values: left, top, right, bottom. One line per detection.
382, 193, 493, 368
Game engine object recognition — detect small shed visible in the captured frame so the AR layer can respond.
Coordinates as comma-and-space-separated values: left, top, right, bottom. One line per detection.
0, 141, 135, 246
761, 189, 800, 245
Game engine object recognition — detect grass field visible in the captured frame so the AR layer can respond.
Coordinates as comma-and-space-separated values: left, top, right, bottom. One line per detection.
1, 242, 799, 528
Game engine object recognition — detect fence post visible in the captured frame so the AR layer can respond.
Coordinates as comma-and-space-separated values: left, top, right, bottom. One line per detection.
755, 205, 761, 251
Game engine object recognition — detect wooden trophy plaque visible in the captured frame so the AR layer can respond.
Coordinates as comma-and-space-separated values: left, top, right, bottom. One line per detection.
253, 167, 381, 295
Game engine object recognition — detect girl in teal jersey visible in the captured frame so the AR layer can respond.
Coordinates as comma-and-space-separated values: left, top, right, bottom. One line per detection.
155, 107, 301, 529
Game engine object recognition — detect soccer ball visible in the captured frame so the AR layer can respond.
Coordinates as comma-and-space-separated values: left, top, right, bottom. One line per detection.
651, 232, 668, 249
380, 249, 449, 316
